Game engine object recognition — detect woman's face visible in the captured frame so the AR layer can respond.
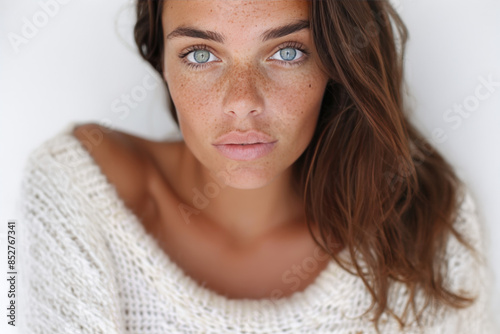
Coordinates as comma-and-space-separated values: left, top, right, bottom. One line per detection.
162, 0, 329, 189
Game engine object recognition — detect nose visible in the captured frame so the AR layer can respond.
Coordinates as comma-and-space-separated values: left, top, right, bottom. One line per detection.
222, 63, 265, 118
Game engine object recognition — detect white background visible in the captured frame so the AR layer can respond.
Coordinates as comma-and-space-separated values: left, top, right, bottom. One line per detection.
1, 0, 499, 332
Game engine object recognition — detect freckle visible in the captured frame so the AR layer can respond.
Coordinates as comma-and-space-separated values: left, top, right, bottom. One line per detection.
308, 84, 311, 88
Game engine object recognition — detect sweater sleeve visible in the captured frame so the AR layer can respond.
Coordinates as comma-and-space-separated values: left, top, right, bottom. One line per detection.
18, 138, 125, 334
431, 187, 499, 334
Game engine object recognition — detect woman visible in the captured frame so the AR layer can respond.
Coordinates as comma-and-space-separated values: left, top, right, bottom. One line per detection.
19, 0, 496, 333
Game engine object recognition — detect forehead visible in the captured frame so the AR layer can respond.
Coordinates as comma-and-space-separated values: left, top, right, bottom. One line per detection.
162, 0, 310, 35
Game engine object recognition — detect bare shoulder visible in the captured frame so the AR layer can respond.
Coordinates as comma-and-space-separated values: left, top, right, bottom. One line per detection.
72, 123, 153, 214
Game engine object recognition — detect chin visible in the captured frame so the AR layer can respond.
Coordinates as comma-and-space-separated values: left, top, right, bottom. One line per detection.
225, 179, 273, 190
210, 165, 280, 190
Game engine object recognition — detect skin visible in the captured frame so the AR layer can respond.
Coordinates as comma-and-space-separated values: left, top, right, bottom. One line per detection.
162, 0, 330, 246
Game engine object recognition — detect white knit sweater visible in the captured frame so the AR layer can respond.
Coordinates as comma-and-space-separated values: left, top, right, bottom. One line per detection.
17, 123, 497, 334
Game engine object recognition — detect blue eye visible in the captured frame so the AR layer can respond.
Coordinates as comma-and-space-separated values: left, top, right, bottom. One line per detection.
186, 49, 219, 64
269, 45, 308, 65
280, 48, 297, 61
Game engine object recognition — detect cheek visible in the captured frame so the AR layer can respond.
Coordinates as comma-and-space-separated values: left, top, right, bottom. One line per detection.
267, 75, 326, 128
267, 76, 326, 158
265, 62, 326, 108
165, 70, 221, 126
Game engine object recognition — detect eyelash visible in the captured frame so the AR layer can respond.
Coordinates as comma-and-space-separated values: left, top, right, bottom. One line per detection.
178, 41, 310, 70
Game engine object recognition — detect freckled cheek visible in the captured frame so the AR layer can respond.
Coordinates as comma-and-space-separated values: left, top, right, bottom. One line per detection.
168, 73, 222, 120
269, 78, 323, 122
266, 81, 325, 154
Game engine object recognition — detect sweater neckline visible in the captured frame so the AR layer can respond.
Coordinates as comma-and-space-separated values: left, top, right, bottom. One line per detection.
61, 123, 356, 318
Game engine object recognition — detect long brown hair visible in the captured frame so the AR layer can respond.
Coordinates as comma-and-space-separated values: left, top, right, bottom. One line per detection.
134, 0, 478, 332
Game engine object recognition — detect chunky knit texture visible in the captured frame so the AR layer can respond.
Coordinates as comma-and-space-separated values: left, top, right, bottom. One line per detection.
18, 123, 497, 333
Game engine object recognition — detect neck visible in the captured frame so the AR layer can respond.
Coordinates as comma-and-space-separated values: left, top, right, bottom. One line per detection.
180, 146, 307, 247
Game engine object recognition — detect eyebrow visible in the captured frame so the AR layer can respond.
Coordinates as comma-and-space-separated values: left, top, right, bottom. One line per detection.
165, 19, 310, 43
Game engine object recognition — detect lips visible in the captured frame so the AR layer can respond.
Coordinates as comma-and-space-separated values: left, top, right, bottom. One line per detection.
213, 142, 277, 161
212, 130, 278, 161
212, 130, 276, 145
